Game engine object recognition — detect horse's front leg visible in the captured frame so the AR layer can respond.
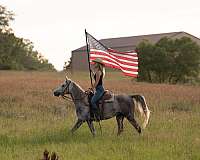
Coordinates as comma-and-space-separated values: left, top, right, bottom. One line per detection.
86, 120, 96, 137
71, 119, 83, 134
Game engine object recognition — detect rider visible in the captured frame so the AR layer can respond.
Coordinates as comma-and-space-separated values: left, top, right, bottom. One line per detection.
91, 58, 105, 120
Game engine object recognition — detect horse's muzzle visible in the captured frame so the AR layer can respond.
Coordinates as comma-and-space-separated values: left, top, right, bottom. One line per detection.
53, 91, 60, 97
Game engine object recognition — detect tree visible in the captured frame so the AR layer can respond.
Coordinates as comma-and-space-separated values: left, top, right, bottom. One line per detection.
0, 5, 14, 32
63, 57, 72, 71
137, 37, 200, 84
0, 5, 55, 71
171, 37, 200, 83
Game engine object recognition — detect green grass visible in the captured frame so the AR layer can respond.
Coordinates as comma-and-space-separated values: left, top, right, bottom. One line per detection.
0, 71, 199, 160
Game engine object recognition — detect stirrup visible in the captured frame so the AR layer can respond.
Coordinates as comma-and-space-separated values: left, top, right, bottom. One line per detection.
93, 109, 100, 121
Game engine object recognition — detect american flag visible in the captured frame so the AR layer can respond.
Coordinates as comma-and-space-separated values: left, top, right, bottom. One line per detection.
86, 32, 138, 77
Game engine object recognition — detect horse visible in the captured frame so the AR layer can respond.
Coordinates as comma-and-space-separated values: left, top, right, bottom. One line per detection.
53, 76, 150, 136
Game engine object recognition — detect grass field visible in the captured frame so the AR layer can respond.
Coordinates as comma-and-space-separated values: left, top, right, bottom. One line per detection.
0, 71, 199, 160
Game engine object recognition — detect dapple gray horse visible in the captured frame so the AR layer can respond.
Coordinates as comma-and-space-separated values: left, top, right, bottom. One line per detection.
53, 76, 150, 136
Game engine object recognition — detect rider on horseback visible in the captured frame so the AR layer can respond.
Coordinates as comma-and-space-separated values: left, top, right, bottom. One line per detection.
91, 58, 105, 120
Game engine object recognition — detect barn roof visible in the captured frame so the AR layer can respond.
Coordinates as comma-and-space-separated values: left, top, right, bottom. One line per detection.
72, 31, 196, 52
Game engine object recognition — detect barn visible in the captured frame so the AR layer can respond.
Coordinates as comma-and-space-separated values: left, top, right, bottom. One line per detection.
71, 31, 200, 71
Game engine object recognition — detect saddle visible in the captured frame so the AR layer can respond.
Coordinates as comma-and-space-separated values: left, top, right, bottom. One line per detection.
99, 90, 113, 103
87, 89, 114, 120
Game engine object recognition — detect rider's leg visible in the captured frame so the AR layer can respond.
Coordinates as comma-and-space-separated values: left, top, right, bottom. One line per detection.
91, 85, 104, 120
91, 94, 101, 121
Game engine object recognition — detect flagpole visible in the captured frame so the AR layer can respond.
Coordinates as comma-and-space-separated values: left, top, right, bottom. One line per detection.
85, 29, 93, 87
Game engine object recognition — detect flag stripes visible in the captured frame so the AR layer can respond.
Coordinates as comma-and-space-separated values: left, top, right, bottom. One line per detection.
86, 32, 138, 77
90, 53, 138, 67
90, 49, 138, 65
90, 49, 138, 76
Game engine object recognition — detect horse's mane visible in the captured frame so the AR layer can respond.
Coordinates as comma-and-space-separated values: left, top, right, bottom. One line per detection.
71, 80, 85, 93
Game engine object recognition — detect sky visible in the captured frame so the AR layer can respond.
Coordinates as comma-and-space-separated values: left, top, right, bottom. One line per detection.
1, 0, 200, 70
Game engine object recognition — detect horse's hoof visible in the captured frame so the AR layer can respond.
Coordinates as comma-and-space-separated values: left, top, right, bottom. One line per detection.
69, 130, 74, 136
117, 133, 121, 136
138, 127, 142, 134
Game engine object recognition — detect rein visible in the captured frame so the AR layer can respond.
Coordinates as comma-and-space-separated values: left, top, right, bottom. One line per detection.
62, 94, 87, 102
61, 81, 88, 102
62, 95, 73, 102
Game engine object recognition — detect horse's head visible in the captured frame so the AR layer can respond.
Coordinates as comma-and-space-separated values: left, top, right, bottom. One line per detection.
53, 76, 73, 97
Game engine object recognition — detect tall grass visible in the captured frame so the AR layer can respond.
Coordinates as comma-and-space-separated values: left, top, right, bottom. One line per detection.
0, 71, 199, 159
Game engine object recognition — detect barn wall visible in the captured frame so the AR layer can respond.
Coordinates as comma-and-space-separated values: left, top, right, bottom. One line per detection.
71, 51, 89, 71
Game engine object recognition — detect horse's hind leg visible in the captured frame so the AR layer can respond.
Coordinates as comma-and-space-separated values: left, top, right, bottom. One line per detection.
116, 115, 124, 136
86, 120, 96, 137
126, 115, 141, 134
71, 119, 83, 134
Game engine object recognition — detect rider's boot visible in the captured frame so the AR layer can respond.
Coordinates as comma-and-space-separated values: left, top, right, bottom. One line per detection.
93, 108, 101, 122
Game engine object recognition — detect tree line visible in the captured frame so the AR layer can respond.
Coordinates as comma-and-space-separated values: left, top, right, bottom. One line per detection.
0, 5, 55, 71
137, 37, 200, 84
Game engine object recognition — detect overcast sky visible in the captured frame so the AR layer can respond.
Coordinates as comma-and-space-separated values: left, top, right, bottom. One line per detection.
1, 0, 200, 70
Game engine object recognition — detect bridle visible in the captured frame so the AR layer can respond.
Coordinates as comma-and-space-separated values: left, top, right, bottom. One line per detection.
61, 80, 88, 102
62, 80, 72, 101
64, 80, 71, 94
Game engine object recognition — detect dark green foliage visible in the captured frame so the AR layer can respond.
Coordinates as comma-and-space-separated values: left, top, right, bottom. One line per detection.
0, 5, 14, 31
137, 37, 200, 84
0, 5, 55, 71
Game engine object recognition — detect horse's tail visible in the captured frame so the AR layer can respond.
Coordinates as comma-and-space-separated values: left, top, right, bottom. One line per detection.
130, 95, 150, 129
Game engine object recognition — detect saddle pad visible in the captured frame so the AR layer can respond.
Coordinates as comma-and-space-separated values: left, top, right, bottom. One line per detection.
101, 93, 114, 103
